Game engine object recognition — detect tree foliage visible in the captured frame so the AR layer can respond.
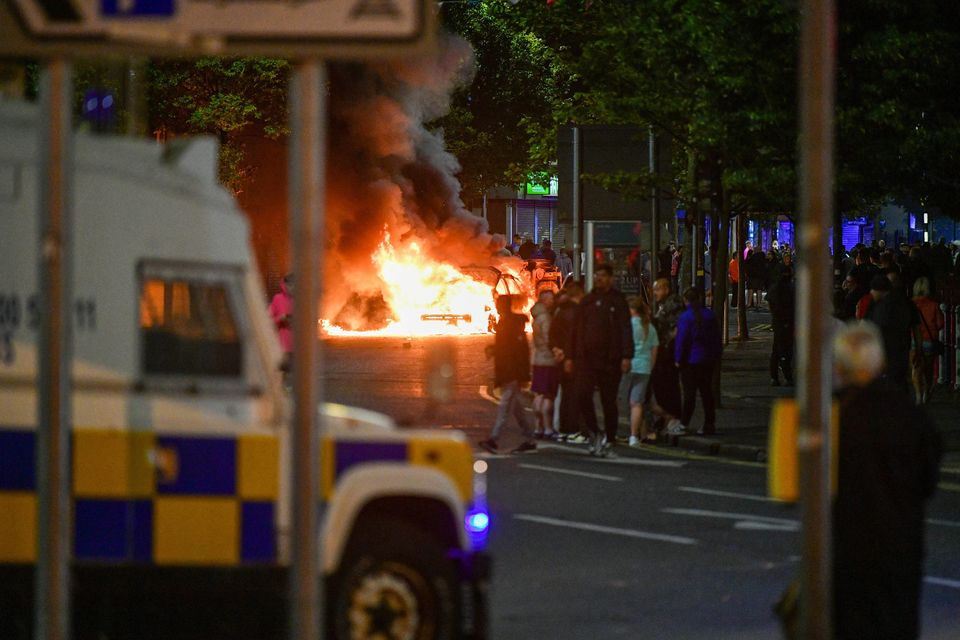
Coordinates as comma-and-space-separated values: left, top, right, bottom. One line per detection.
147, 57, 289, 194
436, 2, 566, 202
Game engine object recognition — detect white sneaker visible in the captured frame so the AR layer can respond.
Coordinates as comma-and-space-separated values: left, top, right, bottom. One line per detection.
628, 436, 640, 447
666, 419, 687, 435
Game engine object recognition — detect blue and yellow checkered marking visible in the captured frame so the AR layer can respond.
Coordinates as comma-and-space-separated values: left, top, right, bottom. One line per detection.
1, 427, 474, 566
0, 427, 278, 566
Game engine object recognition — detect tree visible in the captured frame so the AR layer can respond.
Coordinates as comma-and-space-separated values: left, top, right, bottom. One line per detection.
436, 2, 566, 202
147, 57, 290, 195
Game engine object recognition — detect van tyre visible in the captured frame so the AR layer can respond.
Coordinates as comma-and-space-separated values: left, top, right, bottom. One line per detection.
331, 517, 458, 640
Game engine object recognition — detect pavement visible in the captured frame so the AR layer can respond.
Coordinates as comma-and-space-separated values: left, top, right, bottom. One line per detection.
641, 306, 960, 467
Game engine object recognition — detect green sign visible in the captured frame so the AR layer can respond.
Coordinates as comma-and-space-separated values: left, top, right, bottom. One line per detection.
526, 182, 550, 196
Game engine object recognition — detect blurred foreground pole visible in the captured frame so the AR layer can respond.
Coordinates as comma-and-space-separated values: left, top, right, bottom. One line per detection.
797, 0, 836, 638
648, 126, 659, 283
36, 58, 73, 640
572, 126, 581, 281
288, 59, 326, 640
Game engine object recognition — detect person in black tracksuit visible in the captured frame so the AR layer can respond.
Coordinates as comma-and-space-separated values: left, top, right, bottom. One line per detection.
566, 265, 633, 455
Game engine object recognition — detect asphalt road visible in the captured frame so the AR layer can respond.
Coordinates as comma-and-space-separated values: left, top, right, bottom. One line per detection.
323, 336, 960, 639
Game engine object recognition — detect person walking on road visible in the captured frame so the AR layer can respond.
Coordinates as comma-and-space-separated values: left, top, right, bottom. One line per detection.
479, 295, 537, 454
675, 287, 722, 435
832, 322, 942, 640
626, 296, 658, 446
566, 264, 633, 457
530, 290, 559, 439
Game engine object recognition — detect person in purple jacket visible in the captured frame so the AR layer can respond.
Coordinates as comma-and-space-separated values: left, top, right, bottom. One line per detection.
674, 287, 722, 435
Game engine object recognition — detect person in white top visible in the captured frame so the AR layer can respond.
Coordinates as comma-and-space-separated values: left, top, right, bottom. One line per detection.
626, 296, 659, 446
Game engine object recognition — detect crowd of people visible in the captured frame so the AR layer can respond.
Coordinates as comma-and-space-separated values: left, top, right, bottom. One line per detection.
478, 265, 722, 456
505, 233, 575, 277
833, 238, 959, 404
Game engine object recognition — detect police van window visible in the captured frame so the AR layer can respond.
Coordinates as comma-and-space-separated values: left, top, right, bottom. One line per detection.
140, 277, 242, 377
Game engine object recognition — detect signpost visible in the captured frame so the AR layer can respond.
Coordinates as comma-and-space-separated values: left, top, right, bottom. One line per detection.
0, 0, 432, 57
2, 2, 434, 639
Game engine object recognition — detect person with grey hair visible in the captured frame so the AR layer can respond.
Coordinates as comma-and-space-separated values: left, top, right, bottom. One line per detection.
831, 321, 942, 640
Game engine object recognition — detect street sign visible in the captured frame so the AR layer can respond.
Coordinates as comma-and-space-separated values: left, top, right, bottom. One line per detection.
0, 0, 434, 57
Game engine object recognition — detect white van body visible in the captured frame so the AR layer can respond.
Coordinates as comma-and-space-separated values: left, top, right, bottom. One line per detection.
0, 100, 488, 639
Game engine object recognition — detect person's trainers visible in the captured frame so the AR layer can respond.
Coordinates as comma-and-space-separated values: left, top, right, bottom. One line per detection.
599, 442, 616, 458
666, 419, 686, 435
568, 433, 590, 444
587, 433, 599, 455
512, 440, 538, 453
628, 436, 641, 447
478, 438, 498, 454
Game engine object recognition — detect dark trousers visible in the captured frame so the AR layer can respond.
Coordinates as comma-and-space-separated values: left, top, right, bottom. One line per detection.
770, 323, 794, 382
577, 365, 622, 440
648, 348, 682, 419
557, 372, 580, 434
680, 362, 716, 433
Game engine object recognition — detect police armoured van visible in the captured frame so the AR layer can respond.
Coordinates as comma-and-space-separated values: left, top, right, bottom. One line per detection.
0, 99, 489, 639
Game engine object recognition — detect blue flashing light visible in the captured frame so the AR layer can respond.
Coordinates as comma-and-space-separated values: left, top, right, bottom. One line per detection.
465, 511, 490, 533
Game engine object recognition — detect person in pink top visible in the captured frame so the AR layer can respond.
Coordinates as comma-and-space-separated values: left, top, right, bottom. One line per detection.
269, 274, 294, 379
911, 276, 944, 404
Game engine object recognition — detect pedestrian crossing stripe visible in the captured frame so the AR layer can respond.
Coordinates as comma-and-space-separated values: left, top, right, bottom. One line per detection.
752, 323, 773, 331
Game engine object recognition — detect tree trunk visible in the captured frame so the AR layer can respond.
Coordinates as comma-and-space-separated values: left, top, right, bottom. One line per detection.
711, 171, 728, 410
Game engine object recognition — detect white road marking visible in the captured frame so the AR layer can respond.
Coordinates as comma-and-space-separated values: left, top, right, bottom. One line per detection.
939, 467, 960, 476
514, 514, 698, 546
924, 576, 960, 590
928, 518, 960, 529
475, 452, 512, 459
518, 463, 623, 482
537, 443, 686, 467
734, 521, 799, 532
679, 486, 777, 503
662, 507, 799, 528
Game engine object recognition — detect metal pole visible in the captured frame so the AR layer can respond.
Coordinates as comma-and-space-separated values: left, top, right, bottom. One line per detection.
797, 0, 836, 638
572, 126, 581, 281
584, 221, 594, 292
691, 219, 699, 289
35, 57, 73, 640
288, 58, 326, 640
649, 126, 659, 280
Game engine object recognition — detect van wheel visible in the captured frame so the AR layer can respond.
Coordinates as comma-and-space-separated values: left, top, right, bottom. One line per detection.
331, 517, 457, 640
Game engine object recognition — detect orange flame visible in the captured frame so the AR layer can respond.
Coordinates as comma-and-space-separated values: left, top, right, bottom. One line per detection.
323, 231, 525, 337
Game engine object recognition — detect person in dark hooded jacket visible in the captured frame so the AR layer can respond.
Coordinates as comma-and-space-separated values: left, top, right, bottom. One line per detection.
479, 295, 537, 454
566, 265, 633, 456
